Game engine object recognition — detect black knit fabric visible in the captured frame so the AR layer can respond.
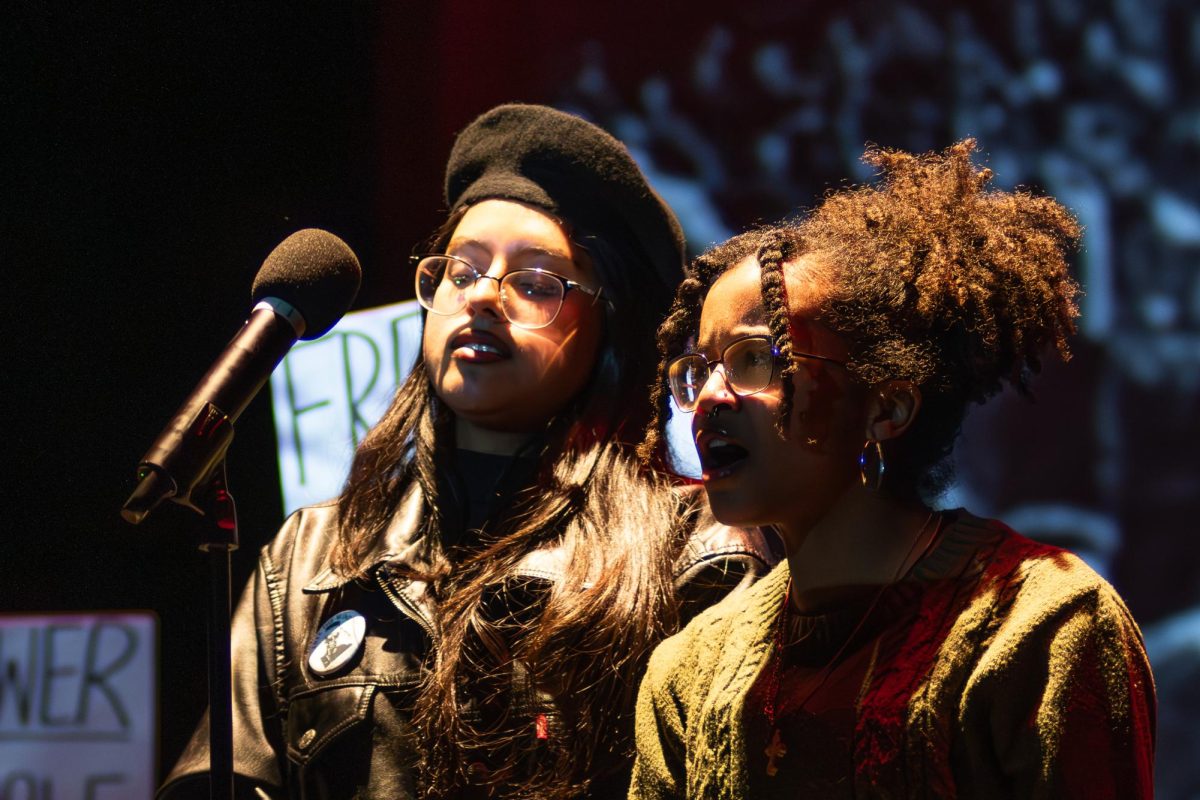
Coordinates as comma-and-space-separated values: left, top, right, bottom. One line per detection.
445, 103, 685, 287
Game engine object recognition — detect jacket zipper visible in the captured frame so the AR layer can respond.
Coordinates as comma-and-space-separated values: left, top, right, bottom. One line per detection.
377, 569, 438, 643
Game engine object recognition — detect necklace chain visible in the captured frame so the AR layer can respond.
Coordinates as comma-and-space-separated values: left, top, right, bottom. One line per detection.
762, 510, 943, 730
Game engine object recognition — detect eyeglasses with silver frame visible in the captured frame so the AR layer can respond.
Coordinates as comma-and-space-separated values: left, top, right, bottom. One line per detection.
413, 254, 606, 330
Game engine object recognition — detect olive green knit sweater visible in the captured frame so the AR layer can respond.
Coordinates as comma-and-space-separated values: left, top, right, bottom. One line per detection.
629, 514, 1155, 799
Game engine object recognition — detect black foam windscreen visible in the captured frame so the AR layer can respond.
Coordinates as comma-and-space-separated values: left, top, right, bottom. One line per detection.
251, 229, 362, 340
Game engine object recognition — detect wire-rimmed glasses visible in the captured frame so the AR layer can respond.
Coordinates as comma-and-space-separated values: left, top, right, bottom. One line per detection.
413, 254, 605, 330
667, 335, 847, 412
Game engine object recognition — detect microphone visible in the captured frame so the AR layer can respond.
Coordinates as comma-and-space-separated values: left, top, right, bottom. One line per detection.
121, 229, 361, 524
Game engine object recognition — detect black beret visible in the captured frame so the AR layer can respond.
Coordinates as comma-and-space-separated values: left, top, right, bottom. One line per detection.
444, 103, 685, 289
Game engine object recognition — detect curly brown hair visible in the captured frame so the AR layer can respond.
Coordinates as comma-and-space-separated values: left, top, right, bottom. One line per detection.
643, 139, 1082, 497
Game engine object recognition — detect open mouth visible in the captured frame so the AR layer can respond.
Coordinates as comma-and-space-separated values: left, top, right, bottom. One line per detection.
695, 429, 750, 480
450, 329, 512, 363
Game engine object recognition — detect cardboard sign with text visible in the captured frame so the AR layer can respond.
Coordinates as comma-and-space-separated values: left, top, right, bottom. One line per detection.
0, 612, 156, 799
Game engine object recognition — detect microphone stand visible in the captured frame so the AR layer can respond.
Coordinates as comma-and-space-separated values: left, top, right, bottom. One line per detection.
119, 230, 361, 799
194, 461, 238, 800
124, 418, 240, 800
121, 306, 293, 799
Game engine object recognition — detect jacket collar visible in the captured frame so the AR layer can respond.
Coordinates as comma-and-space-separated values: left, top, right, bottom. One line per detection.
302, 482, 774, 594
299, 479, 600, 593
303, 483, 431, 593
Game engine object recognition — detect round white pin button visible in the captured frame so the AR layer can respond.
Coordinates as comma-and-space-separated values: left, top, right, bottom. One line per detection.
307, 610, 366, 676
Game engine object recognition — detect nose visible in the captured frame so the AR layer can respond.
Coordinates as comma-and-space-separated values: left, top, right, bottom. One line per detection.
463, 267, 504, 320
693, 364, 738, 417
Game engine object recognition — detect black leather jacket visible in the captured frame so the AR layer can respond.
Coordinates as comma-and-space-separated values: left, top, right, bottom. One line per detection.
158, 485, 776, 799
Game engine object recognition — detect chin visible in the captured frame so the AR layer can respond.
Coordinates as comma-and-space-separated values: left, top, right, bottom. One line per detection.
437, 375, 503, 410
704, 487, 768, 528
444, 401, 508, 426
451, 401, 554, 435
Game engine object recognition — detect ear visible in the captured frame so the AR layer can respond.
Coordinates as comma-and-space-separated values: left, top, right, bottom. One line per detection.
863, 380, 922, 442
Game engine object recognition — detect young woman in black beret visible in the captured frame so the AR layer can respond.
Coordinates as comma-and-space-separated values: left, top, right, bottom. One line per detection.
630, 140, 1155, 798
158, 104, 774, 800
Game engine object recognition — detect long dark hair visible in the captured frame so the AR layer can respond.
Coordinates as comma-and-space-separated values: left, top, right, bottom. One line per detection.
332, 206, 685, 798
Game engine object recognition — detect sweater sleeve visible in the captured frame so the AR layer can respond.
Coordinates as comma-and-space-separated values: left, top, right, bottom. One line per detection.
967, 565, 1156, 799
628, 630, 696, 800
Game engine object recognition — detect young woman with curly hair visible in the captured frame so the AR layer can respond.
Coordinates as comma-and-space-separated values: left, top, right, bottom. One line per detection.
630, 140, 1155, 798
158, 104, 774, 800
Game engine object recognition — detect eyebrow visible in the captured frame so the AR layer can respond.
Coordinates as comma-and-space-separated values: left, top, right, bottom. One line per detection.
695, 325, 770, 354
446, 238, 574, 262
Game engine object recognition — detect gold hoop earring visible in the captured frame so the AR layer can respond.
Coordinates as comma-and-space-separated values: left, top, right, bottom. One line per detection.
859, 440, 885, 491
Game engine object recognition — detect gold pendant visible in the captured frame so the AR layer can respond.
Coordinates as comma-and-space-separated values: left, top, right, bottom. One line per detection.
765, 728, 787, 777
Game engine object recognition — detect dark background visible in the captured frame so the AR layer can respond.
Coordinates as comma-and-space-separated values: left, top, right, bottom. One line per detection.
6, 2, 1197, 795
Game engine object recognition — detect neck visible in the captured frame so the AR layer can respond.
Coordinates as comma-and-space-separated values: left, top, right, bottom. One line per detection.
777, 487, 933, 613
454, 418, 536, 455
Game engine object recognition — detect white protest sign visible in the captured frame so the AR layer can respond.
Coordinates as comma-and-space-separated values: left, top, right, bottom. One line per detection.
0, 612, 156, 799
268, 300, 424, 513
